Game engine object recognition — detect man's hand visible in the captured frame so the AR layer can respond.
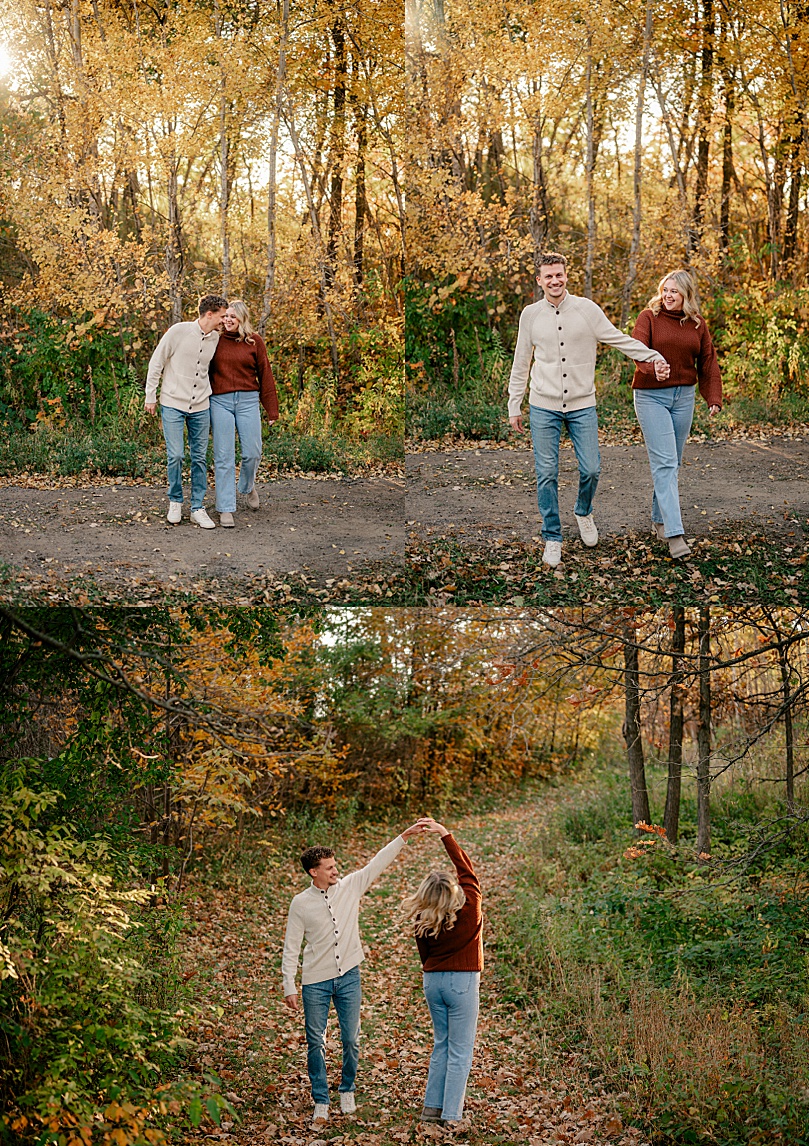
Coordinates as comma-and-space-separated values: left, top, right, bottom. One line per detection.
653, 360, 671, 381
145, 402, 157, 415
401, 822, 427, 840
509, 415, 524, 435
416, 817, 450, 838
284, 994, 298, 1012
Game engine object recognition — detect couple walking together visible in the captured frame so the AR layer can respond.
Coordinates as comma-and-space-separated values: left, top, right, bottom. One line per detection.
144, 294, 279, 529
282, 817, 482, 1128
509, 254, 723, 564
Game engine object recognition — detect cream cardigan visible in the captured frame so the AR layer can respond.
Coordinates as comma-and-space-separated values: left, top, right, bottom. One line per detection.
508, 292, 664, 417
282, 834, 407, 996
145, 320, 220, 413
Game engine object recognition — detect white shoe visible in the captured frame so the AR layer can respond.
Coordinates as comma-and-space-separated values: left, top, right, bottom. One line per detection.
542, 540, 563, 567
575, 513, 599, 547
190, 508, 216, 529
219, 512, 235, 528
312, 1104, 329, 1125
167, 501, 182, 524
340, 1092, 356, 1114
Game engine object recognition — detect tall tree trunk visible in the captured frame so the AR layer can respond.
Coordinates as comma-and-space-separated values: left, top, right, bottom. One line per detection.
584, 42, 596, 299
530, 113, 551, 296
214, 0, 231, 295
353, 97, 367, 288
259, 0, 289, 334
325, 4, 347, 292
624, 627, 651, 829
621, 0, 653, 327
664, 605, 686, 843
650, 61, 693, 258
166, 139, 184, 324
693, 0, 714, 244
765, 609, 796, 815
696, 606, 712, 857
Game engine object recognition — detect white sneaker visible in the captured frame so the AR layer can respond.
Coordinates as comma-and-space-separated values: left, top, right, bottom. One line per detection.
312, 1104, 329, 1125
575, 513, 599, 547
190, 508, 216, 529
340, 1092, 356, 1114
542, 540, 563, 567
167, 501, 182, 524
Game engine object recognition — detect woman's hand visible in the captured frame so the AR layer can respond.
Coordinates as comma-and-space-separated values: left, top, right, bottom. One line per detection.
417, 817, 450, 837
708, 405, 720, 417
654, 359, 671, 381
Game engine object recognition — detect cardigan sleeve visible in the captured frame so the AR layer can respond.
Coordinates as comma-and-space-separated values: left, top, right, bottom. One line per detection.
281, 898, 306, 997
696, 324, 723, 410
254, 335, 279, 421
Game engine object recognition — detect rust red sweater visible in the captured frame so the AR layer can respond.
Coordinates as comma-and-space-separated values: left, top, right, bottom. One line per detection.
209, 331, 279, 420
416, 834, 483, 973
631, 308, 723, 410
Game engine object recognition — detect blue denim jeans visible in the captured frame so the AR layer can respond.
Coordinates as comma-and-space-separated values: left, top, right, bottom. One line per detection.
633, 385, 695, 537
423, 971, 480, 1121
529, 404, 601, 542
160, 405, 210, 510
210, 391, 263, 513
301, 966, 361, 1106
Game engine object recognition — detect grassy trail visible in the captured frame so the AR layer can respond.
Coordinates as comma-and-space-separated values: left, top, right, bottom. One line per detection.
182, 786, 649, 1146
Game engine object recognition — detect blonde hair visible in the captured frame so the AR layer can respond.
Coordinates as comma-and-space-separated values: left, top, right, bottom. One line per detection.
648, 270, 701, 327
226, 299, 256, 344
402, 871, 466, 938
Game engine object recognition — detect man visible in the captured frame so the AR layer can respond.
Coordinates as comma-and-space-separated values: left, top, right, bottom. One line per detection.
145, 294, 229, 528
508, 254, 670, 566
282, 823, 424, 1125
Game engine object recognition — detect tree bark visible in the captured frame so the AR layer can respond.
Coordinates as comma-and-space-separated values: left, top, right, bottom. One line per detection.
165, 137, 184, 324
696, 606, 712, 857
325, 3, 347, 292
584, 43, 596, 299
259, 0, 289, 334
214, 0, 231, 295
353, 96, 367, 288
624, 628, 651, 829
664, 606, 686, 844
693, 0, 715, 244
621, 0, 653, 328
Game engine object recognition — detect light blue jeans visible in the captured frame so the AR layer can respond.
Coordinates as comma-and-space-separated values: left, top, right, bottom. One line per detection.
423, 971, 480, 1121
529, 404, 601, 542
160, 405, 210, 511
210, 391, 262, 513
301, 966, 361, 1106
633, 385, 695, 538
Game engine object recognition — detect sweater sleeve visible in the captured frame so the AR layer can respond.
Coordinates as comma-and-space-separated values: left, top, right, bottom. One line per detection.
442, 834, 480, 903
254, 336, 279, 421
696, 324, 723, 409
630, 310, 657, 376
281, 898, 306, 997
340, 834, 407, 899
507, 305, 536, 418
586, 302, 665, 365
145, 327, 176, 405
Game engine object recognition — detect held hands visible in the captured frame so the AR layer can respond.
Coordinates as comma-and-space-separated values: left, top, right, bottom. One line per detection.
401, 821, 427, 839
416, 816, 450, 838
653, 360, 671, 381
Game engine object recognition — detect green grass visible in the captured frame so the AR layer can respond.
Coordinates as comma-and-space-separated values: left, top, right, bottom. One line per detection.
490, 757, 809, 1146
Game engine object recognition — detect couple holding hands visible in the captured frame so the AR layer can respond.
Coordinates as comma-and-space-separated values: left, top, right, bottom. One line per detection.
509, 255, 723, 563
144, 294, 279, 530
281, 816, 482, 1128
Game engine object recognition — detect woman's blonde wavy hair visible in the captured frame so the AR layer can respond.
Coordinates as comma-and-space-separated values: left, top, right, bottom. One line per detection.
226, 298, 256, 344
648, 269, 702, 327
401, 871, 466, 938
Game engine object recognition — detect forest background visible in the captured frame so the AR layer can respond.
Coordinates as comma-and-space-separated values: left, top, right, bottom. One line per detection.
406, 0, 809, 444
0, 0, 404, 480
2, 605, 808, 1145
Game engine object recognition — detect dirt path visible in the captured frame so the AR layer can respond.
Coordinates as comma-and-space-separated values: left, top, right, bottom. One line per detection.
406, 438, 808, 544
182, 793, 649, 1146
0, 476, 403, 598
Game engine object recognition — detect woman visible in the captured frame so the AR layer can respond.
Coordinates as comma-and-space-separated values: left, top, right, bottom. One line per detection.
402, 817, 483, 1126
209, 300, 279, 527
631, 270, 722, 559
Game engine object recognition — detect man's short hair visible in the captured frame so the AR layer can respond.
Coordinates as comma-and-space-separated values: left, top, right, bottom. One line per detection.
536, 252, 568, 272
301, 845, 334, 875
198, 293, 228, 316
